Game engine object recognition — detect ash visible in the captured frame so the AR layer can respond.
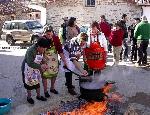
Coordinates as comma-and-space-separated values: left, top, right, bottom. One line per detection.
106, 101, 124, 115
57, 99, 87, 113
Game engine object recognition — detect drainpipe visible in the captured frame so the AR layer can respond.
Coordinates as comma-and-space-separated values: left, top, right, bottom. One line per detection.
141, 6, 143, 16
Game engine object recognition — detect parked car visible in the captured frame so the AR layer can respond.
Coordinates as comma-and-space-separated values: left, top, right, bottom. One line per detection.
1, 20, 44, 45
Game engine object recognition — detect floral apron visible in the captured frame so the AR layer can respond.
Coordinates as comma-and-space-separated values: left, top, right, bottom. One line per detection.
24, 54, 43, 86
43, 45, 59, 79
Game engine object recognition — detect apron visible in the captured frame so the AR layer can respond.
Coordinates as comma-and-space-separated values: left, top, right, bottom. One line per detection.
43, 46, 59, 79
24, 54, 43, 86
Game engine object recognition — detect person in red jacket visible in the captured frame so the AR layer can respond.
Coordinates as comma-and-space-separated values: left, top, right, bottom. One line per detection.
109, 21, 124, 65
99, 15, 111, 52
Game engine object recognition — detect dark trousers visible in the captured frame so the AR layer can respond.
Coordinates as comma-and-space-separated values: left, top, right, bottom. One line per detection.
130, 40, 137, 61
21, 60, 25, 84
108, 43, 112, 53
65, 72, 73, 89
106, 38, 112, 53
120, 38, 129, 60
137, 40, 149, 64
84, 63, 93, 76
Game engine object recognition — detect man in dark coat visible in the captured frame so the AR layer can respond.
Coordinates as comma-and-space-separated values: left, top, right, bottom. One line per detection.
120, 14, 129, 61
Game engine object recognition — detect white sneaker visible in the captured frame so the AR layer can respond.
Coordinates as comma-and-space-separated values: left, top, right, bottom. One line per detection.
113, 62, 119, 66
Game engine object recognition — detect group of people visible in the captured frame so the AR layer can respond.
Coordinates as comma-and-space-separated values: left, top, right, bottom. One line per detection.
21, 21, 89, 104
21, 14, 150, 104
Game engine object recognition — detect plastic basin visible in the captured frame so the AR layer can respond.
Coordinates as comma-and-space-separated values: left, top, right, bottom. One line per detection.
0, 98, 11, 115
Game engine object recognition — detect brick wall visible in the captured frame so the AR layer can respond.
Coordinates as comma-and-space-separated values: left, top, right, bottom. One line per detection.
46, 0, 142, 33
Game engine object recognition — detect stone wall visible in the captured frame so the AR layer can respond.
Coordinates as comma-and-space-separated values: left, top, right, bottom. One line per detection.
46, 0, 142, 33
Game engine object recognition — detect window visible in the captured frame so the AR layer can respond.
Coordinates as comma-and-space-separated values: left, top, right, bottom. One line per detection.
3, 23, 11, 30
85, 0, 95, 7
10, 22, 19, 30
35, 14, 40, 19
25, 21, 42, 29
18, 22, 28, 30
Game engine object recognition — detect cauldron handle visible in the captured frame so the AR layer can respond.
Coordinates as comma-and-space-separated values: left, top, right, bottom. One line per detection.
63, 66, 81, 77
63, 66, 92, 82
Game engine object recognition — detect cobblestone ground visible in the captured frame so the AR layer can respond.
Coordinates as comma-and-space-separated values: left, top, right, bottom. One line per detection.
0, 40, 150, 115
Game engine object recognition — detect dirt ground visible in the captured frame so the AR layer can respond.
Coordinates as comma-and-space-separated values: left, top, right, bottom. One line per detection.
0, 40, 150, 115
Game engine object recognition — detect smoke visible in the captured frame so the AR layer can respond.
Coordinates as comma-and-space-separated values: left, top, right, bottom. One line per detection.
80, 65, 150, 97
98, 65, 150, 97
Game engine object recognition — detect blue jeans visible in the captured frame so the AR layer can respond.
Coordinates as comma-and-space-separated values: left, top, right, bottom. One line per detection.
120, 38, 129, 60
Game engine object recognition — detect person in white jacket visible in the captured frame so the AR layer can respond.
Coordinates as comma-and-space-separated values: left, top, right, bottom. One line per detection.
85, 21, 108, 75
87, 21, 108, 52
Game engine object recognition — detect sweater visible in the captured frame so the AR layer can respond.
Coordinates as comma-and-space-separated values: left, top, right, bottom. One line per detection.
99, 21, 111, 38
23, 44, 41, 69
134, 21, 150, 41
109, 29, 124, 46
120, 20, 128, 38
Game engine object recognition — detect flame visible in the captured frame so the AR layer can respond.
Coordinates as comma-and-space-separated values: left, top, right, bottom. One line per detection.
103, 84, 113, 94
44, 83, 124, 115
60, 85, 112, 115
60, 101, 108, 115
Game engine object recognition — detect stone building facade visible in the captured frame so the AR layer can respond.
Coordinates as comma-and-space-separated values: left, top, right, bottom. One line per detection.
46, 0, 142, 33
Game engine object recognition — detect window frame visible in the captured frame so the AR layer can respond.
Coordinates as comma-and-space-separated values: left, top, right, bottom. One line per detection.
85, 0, 96, 7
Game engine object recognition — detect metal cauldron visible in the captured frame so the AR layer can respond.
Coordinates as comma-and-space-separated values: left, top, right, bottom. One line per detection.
63, 66, 115, 102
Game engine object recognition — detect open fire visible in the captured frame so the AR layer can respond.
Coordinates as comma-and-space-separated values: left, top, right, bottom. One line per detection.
40, 83, 124, 115
60, 100, 107, 115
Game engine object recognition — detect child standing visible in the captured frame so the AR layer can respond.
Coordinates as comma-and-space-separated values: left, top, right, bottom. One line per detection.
109, 21, 124, 65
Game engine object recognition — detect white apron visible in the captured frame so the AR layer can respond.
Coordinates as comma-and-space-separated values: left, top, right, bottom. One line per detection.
24, 54, 43, 86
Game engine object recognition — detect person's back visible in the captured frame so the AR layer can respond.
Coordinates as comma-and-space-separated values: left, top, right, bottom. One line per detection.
134, 15, 150, 66
99, 21, 111, 38
62, 23, 67, 42
99, 15, 111, 38
120, 19, 128, 39
134, 21, 150, 41
59, 17, 68, 44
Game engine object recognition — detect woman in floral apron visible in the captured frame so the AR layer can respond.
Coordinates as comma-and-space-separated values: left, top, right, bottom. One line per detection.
21, 38, 49, 104
42, 29, 67, 98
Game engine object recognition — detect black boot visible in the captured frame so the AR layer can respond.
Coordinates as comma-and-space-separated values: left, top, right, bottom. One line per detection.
36, 96, 47, 101
68, 88, 77, 95
27, 97, 34, 104
65, 72, 73, 88
44, 91, 50, 98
